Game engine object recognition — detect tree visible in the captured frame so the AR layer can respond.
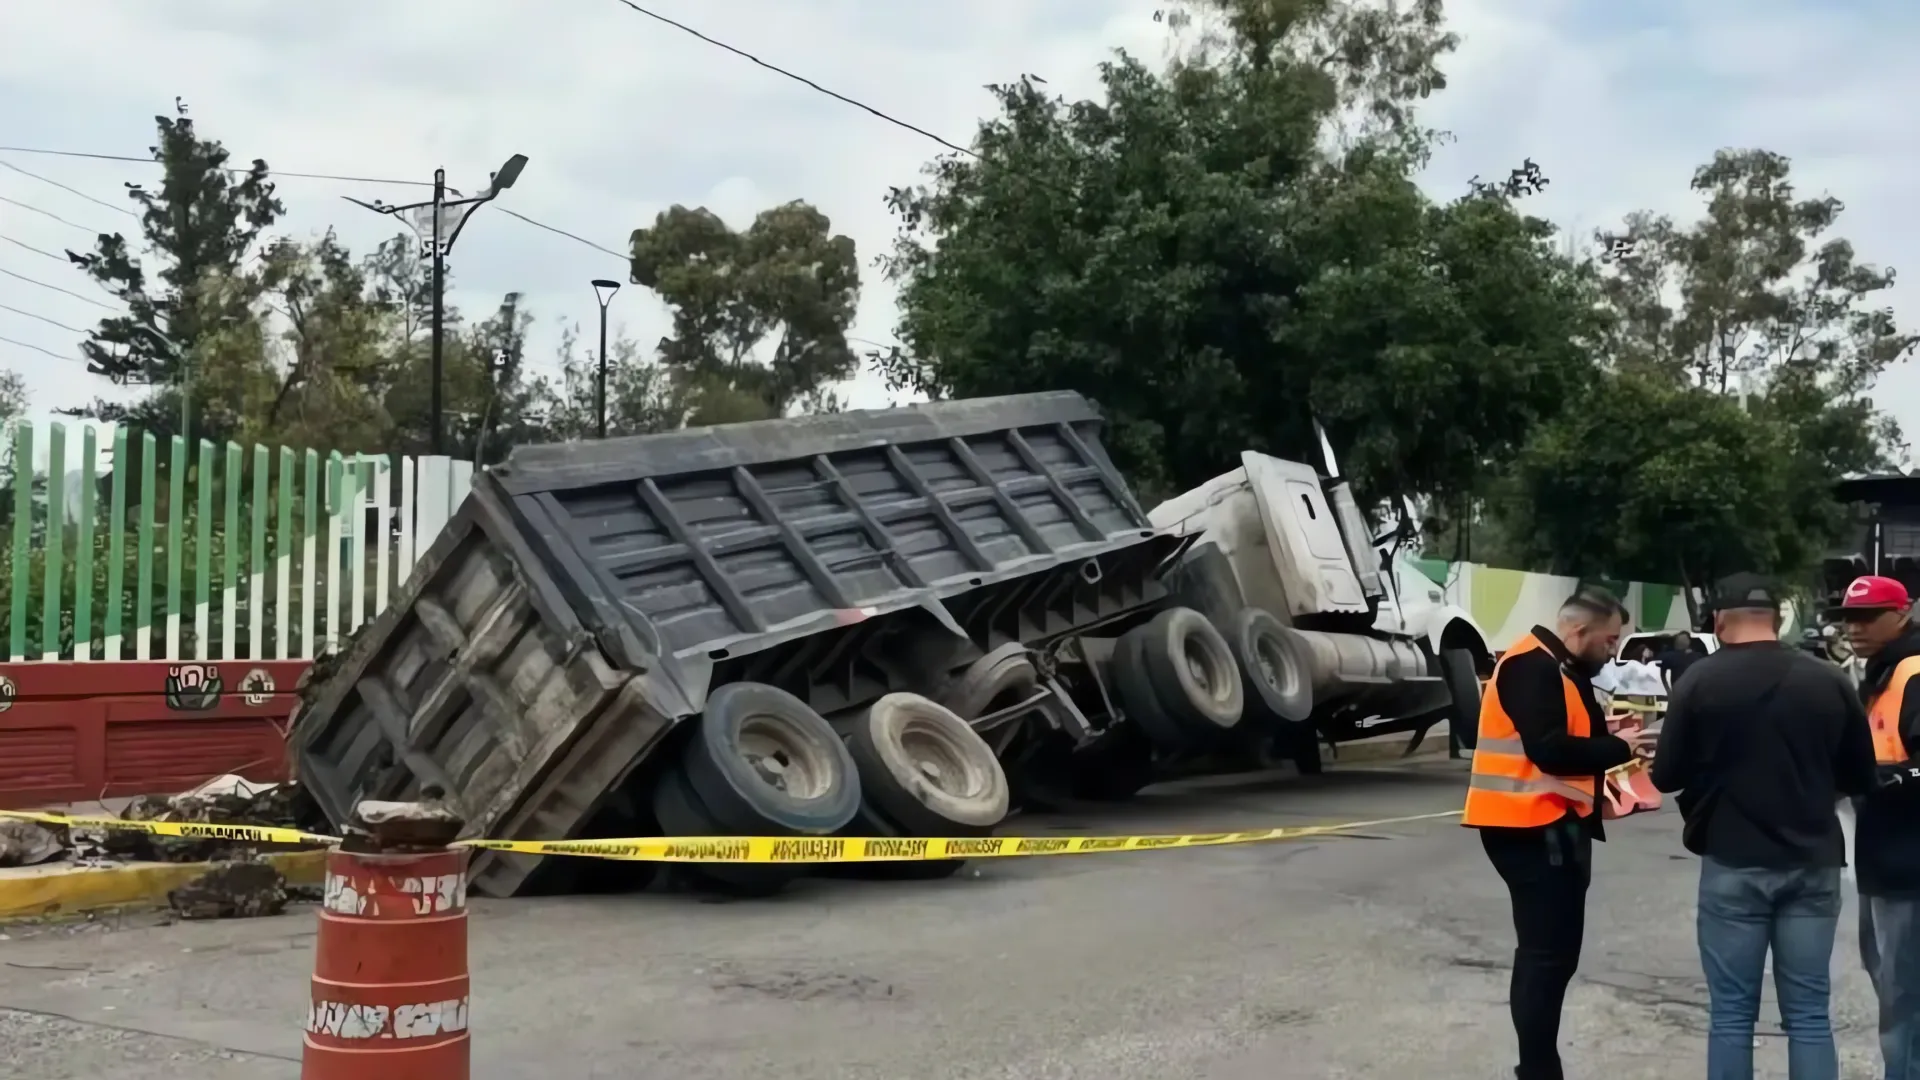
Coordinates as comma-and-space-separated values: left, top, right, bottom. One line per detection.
66, 98, 285, 447
541, 324, 680, 440
881, 13, 1601, 506
1501, 148, 1913, 595
628, 201, 860, 421
1156, 0, 1455, 136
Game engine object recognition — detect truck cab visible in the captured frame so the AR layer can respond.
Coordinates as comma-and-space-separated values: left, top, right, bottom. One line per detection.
1148, 450, 1493, 769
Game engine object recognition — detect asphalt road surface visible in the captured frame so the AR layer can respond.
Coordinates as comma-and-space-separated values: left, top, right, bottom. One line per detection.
0, 756, 1888, 1079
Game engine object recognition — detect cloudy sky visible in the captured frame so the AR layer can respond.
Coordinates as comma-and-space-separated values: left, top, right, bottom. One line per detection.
1, 0, 1916, 457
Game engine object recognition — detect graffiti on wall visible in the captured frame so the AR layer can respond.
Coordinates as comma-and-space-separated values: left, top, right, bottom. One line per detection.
164, 664, 224, 711
239, 668, 275, 707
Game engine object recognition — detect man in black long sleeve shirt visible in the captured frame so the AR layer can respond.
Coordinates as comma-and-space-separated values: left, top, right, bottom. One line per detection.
1464, 588, 1651, 1080
1651, 574, 1875, 1079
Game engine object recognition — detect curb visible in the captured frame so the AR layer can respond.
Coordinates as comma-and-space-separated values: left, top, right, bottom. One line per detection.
0, 849, 328, 921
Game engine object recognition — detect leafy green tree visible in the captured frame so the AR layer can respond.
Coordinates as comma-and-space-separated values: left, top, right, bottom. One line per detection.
66, 98, 285, 447
628, 201, 860, 421
1502, 148, 1913, 597
881, 14, 1600, 506
541, 324, 681, 440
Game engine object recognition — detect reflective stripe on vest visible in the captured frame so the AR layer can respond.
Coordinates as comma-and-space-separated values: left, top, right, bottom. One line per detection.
1867, 655, 1920, 765
1461, 633, 1597, 828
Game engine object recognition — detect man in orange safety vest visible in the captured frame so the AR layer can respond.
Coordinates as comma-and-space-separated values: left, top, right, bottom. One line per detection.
1463, 587, 1655, 1080
1836, 575, 1920, 1079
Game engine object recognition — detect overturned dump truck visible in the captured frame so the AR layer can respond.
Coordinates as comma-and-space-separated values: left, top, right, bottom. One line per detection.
291, 392, 1233, 898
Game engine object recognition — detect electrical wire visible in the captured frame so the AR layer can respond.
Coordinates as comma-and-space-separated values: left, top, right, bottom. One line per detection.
0, 145, 433, 188
2, 145, 627, 265
0, 267, 120, 310
0, 159, 137, 219
0, 234, 67, 262
496, 208, 627, 260
606, 0, 978, 160
0, 333, 81, 363
0, 194, 101, 235
0, 303, 88, 334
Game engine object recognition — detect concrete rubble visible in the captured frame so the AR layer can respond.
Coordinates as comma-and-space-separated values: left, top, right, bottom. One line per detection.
166, 860, 290, 920
5, 775, 332, 920
0, 819, 64, 867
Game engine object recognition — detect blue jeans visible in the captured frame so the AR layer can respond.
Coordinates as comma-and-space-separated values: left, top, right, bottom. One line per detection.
1697, 858, 1841, 1080
1861, 895, 1920, 1078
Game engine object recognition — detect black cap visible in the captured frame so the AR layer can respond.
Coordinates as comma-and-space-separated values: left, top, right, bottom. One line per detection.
1711, 572, 1781, 612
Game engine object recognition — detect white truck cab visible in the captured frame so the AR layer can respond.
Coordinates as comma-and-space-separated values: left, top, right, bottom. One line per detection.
1148, 449, 1494, 768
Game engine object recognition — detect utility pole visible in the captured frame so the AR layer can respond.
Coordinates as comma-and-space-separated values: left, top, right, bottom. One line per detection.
345, 154, 528, 455
590, 279, 621, 438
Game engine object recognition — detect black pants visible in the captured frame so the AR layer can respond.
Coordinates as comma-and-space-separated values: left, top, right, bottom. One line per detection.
1481, 822, 1592, 1080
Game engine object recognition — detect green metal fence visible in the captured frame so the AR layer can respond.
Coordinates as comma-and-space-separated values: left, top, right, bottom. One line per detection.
0, 422, 472, 662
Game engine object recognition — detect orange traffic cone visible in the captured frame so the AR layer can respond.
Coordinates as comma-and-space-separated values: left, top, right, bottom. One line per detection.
303, 804, 470, 1079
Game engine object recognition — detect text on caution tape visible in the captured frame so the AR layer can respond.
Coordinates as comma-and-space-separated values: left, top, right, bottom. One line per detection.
0, 809, 1461, 863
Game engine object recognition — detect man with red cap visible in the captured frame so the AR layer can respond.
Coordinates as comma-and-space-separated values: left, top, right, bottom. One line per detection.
1836, 574, 1920, 1078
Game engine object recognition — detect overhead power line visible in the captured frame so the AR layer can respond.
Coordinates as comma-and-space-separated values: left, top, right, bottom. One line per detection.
2, 143, 627, 264
0, 159, 137, 218
0, 303, 88, 334
0, 195, 100, 236
1, 234, 67, 262
0, 145, 434, 188
0, 333, 81, 363
0, 266, 120, 310
607, 0, 977, 160
497, 208, 627, 261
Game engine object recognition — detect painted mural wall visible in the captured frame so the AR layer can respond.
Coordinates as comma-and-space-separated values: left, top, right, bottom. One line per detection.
1407, 558, 1713, 648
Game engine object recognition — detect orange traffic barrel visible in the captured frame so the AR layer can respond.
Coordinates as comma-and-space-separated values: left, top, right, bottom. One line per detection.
303, 845, 471, 1079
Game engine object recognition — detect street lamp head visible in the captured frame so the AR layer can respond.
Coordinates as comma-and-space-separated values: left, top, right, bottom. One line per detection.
591, 278, 621, 307
490, 154, 529, 193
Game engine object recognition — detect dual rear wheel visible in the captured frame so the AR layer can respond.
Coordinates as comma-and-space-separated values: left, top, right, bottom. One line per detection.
657, 682, 1011, 896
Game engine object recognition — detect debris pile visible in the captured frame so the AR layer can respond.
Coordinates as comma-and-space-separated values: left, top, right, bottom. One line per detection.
0, 818, 63, 867
167, 860, 290, 920
6, 774, 330, 871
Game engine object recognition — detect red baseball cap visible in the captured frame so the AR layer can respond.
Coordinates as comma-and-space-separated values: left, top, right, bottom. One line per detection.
1834, 575, 1911, 615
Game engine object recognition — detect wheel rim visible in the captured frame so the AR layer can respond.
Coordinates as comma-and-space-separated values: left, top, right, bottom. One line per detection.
737, 713, 837, 800
1256, 634, 1299, 697
896, 714, 997, 800
1183, 634, 1234, 707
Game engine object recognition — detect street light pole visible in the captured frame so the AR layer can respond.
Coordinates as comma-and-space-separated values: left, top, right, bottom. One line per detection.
430, 169, 446, 456
344, 154, 528, 455
590, 279, 621, 438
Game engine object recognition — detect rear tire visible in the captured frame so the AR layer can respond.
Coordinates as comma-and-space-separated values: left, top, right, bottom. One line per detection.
942, 645, 1041, 755
1110, 628, 1188, 750
834, 802, 970, 881
849, 693, 1009, 836
1440, 649, 1481, 753
683, 682, 860, 835
652, 767, 797, 898
1231, 608, 1313, 723
1138, 607, 1244, 736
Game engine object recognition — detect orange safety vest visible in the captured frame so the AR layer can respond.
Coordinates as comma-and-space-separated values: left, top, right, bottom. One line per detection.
1866, 656, 1920, 765
1462, 633, 1597, 827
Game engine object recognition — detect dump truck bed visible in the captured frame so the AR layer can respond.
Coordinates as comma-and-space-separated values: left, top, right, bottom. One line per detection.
290, 392, 1164, 896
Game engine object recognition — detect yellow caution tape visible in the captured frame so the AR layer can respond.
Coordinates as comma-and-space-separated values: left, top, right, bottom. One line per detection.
455, 810, 1464, 863
0, 808, 1462, 864
1612, 699, 1664, 713
0, 808, 339, 847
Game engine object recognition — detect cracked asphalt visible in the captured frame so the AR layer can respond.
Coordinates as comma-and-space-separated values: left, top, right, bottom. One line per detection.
0, 755, 1887, 1078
